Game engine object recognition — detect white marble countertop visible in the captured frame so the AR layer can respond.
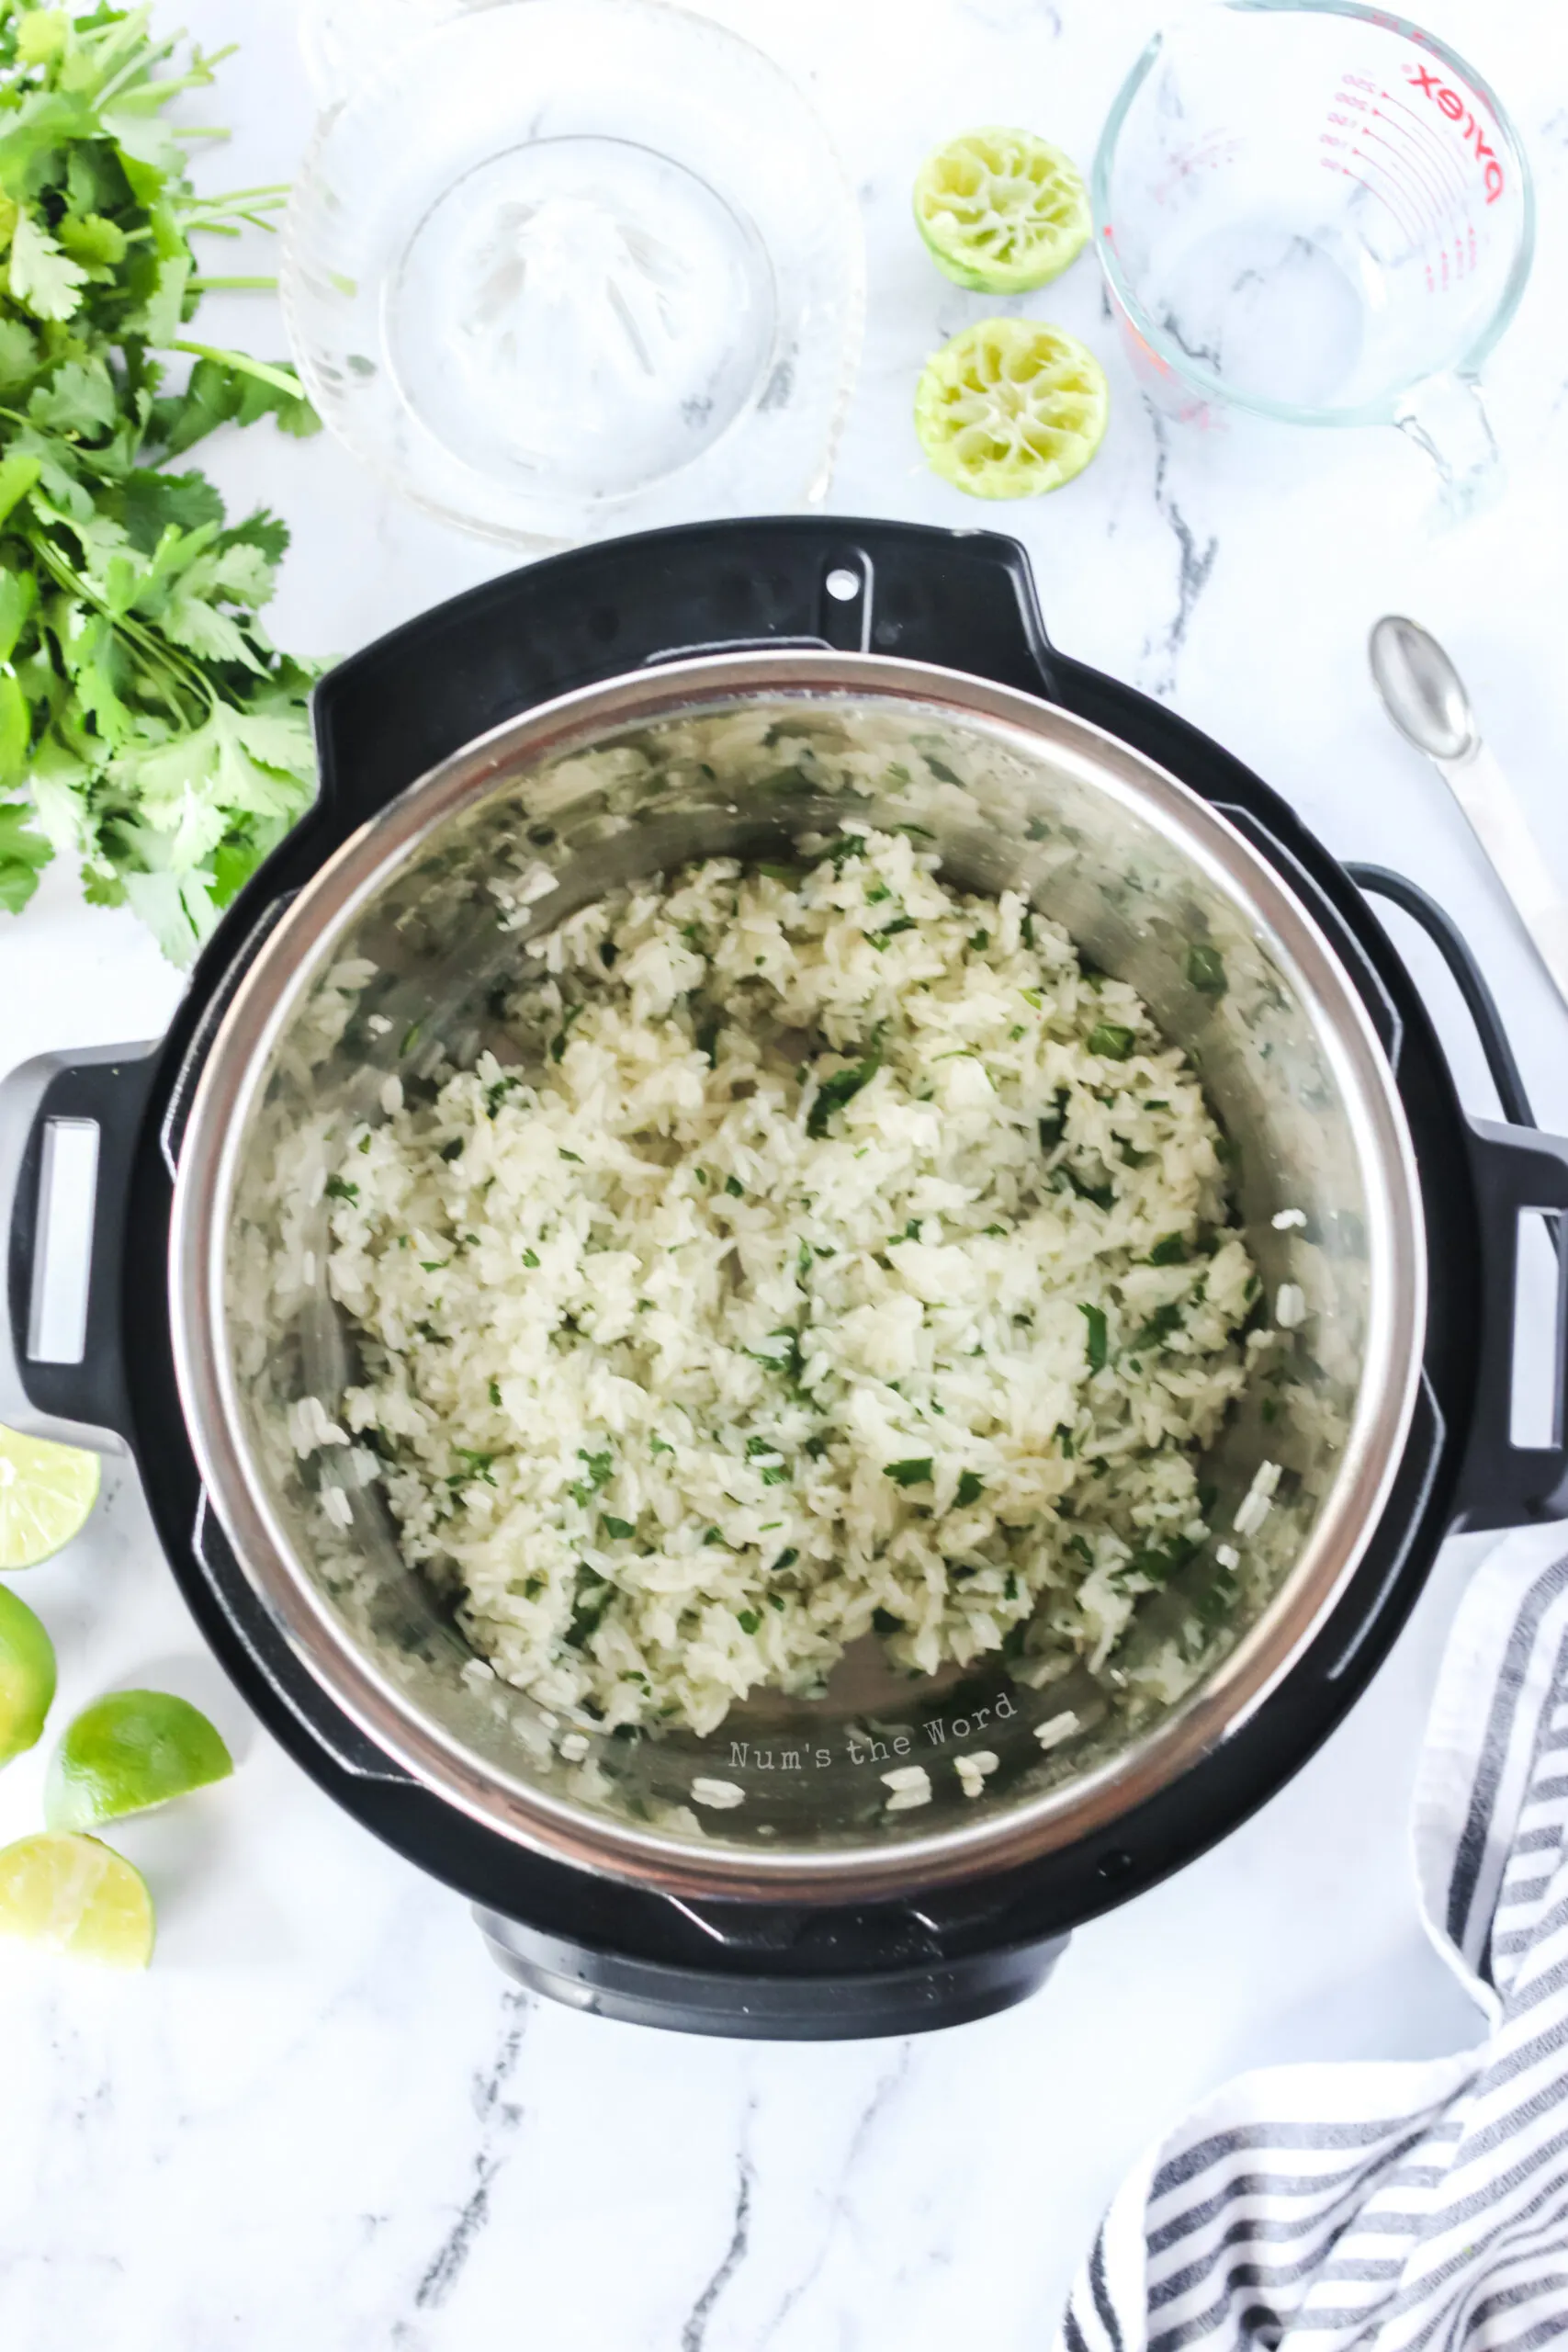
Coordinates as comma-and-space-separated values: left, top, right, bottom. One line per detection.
4, 1, 1568, 2344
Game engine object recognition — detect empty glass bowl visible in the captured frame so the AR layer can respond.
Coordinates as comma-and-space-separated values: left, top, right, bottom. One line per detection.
298, 0, 480, 112
281, 0, 864, 549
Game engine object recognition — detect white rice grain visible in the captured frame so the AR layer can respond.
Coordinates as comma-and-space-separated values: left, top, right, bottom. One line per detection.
955, 1750, 999, 1798
1034, 1711, 1080, 1752
691, 1778, 746, 1811
321, 1483, 354, 1530
1234, 1459, 1282, 1538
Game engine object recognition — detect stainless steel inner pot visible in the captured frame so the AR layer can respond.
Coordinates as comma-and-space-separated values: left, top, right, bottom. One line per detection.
169, 653, 1426, 1902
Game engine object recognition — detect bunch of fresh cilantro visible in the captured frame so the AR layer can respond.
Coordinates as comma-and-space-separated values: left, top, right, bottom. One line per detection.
0, 1, 322, 963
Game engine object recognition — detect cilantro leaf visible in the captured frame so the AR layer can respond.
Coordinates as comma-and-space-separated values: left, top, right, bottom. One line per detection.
161, 591, 263, 670
0, 315, 39, 390
0, 570, 35, 662
56, 211, 128, 269
564, 1566, 612, 1648
1133, 1302, 1184, 1351
1186, 944, 1228, 998
1087, 1022, 1137, 1062
28, 357, 117, 439
0, 450, 39, 530
113, 468, 225, 554
8, 210, 88, 322
0, 794, 49, 911
153, 351, 319, 460
0, 670, 29, 782
221, 507, 289, 565
807, 1050, 881, 1139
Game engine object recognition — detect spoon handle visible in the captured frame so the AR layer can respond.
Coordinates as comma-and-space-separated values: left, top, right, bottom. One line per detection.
1435, 743, 1568, 1011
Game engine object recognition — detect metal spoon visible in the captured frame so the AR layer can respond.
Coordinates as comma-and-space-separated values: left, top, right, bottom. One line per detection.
1369, 616, 1568, 1013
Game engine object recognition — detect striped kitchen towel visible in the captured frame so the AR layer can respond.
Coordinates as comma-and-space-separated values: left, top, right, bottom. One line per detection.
1056, 1529, 1568, 2352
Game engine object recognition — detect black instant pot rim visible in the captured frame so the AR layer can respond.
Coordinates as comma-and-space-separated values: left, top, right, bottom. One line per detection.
117, 518, 1483, 1987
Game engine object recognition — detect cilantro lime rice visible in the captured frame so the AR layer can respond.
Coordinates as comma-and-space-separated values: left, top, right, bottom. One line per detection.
325, 827, 1257, 1738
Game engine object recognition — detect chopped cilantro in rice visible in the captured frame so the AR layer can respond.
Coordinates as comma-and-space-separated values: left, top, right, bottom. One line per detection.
325, 829, 1256, 1736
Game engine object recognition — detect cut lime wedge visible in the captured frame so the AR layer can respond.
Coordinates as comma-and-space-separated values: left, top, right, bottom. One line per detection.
0, 1426, 100, 1569
915, 317, 1109, 500
45, 1690, 233, 1833
0, 1584, 56, 1766
914, 128, 1089, 293
0, 1831, 154, 1967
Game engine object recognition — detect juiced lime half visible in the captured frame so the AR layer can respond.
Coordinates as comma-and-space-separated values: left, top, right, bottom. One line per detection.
0, 1426, 100, 1569
45, 1690, 233, 1834
0, 1831, 154, 1967
915, 317, 1109, 499
914, 128, 1089, 293
0, 1584, 56, 1766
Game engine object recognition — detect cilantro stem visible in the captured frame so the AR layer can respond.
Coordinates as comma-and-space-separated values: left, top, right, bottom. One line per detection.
183, 209, 284, 237
170, 343, 303, 400
88, 34, 181, 107
172, 185, 289, 208
94, 46, 203, 111
100, 59, 234, 114
28, 534, 212, 725
188, 277, 276, 292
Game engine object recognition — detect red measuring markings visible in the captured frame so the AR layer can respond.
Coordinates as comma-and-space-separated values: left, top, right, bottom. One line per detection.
1404, 61, 1505, 201
1365, 107, 1467, 223
1146, 130, 1244, 209
1332, 76, 1468, 228
1316, 63, 1497, 292
1371, 93, 1472, 207
1315, 153, 1459, 291
1320, 153, 1428, 262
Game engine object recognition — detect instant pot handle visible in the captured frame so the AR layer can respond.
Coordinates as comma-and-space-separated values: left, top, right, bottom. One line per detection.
0, 1044, 158, 1450
307, 519, 1058, 831
1349, 867, 1568, 1532
1458, 1120, 1568, 1531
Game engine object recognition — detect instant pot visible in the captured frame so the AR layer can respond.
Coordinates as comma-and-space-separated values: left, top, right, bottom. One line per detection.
6, 518, 1567, 2039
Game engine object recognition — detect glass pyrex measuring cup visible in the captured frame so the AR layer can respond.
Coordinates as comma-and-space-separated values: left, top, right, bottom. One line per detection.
1092, 2, 1534, 516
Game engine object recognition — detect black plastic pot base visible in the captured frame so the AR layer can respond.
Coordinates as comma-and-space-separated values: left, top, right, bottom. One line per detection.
475, 1908, 1070, 2038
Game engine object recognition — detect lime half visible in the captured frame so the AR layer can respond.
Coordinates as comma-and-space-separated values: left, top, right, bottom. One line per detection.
0, 1426, 100, 1569
45, 1690, 233, 1833
0, 1831, 154, 1967
915, 317, 1109, 500
0, 1584, 56, 1766
914, 129, 1089, 293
